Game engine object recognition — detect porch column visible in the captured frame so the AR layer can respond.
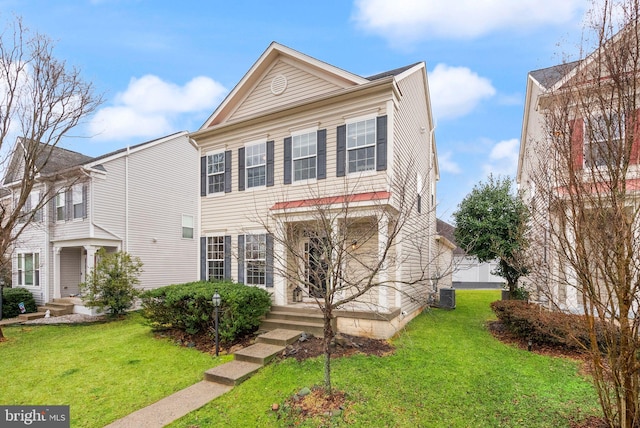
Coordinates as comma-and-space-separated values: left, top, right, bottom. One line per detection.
273, 219, 287, 306
561, 213, 579, 311
53, 247, 61, 299
84, 246, 97, 281
378, 214, 389, 311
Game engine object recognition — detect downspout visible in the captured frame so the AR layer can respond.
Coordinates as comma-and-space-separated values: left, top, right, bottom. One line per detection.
125, 146, 130, 253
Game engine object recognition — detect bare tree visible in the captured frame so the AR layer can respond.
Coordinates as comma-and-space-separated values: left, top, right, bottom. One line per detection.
258, 169, 450, 393
0, 17, 102, 337
521, 1, 640, 426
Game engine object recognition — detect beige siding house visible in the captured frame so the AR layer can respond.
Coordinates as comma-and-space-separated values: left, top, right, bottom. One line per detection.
191, 43, 440, 338
5, 132, 199, 312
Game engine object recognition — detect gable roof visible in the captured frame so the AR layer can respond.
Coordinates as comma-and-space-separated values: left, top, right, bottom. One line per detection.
529, 61, 580, 89
3, 140, 93, 185
201, 42, 370, 129
436, 218, 465, 256
200, 42, 426, 130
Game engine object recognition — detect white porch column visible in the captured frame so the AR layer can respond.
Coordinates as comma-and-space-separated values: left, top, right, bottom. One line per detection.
273, 219, 287, 306
84, 246, 97, 281
378, 214, 389, 311
53, 247, 61, 299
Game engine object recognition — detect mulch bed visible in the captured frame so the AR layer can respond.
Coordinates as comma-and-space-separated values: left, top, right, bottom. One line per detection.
155, 329, 395, 360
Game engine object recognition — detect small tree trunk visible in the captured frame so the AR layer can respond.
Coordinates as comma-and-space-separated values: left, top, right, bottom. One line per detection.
322, 308, 334, 394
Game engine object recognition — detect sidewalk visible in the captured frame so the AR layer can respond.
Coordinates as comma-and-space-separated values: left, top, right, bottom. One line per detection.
104, 328, 302, 428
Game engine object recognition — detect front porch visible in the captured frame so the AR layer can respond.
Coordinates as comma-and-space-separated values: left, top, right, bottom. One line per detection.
260, 302, 405, 339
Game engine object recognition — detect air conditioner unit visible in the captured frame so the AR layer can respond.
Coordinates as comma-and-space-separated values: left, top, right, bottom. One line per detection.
439, 288, 456, 309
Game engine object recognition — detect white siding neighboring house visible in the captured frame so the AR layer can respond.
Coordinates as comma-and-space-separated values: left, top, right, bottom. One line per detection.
4, 132, 199, 313
436, 219, 504, 289
191, 42, 440, 339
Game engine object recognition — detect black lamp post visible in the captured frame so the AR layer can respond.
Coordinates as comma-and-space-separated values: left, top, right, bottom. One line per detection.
212, 291, 221, 357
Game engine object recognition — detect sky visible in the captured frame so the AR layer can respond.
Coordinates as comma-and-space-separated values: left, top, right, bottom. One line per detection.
0, 0, 591, 222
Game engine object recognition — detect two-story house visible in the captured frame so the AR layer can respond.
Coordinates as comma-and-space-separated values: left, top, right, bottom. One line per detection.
190, 43, 440, 338
518, 24, 640, 313
4, 132, 200, 313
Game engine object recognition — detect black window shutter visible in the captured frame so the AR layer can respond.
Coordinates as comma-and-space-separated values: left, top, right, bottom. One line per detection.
417, 194, 422, 213
82, 184, 88, 219
376, 115, 388, 171
238, 147, 245, 191
267, 140, 274, 187
238, 235, 245, 284
200, 237, 207, 280
224, 150, 232, 193
65, 190, 72, 221
317, 129, 326, 179
266, 234, 274, 288
51, 195, 56, 222
336, 124, 346, 177
284, 137, 292, 185
200, 156, 207, 196
224, 235, 231, 279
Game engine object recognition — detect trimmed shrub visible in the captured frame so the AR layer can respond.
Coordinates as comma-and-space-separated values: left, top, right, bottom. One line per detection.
80, 249, 143, 317
140, 281, 272, 344
491, 300, 613, 352
2, 287, 37, 318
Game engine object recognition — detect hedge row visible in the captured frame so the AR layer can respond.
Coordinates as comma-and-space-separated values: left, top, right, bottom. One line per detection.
2, 287, 37, 318
140, 281, 272, 343
490, 300, 613, 352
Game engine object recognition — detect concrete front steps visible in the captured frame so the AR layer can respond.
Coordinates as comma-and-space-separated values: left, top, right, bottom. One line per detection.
204, 328, 302, 386
259, 305, 326, 336
18, 299, 74, 321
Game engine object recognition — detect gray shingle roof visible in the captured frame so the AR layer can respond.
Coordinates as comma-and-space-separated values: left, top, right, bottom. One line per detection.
529, 60, 580, 89
366, 62, 422, 81
437, 218, 466, 256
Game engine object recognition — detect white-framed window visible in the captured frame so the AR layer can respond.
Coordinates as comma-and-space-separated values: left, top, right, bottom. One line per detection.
55, 191, 65, 221
17, 252, 40, 286
246, 142, 266, 188
347, 117, 376, 173
293, 131, 317, 182
72, 184, 83, 219
245, 234, 266, 285
586, 113, 624, 167
207, 236, 225, 280
207, 151, 225, 194
182, 214, 194, 239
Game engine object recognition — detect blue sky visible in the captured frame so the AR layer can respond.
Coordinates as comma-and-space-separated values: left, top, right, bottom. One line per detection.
2, 0, 590, 221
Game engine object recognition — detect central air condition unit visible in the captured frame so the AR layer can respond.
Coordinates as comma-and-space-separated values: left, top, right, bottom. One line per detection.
439, 288, 456, 309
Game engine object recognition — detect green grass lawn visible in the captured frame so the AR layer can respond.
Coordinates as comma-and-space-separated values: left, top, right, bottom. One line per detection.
0, 312, 230, 428
0, 291, 601, 427
170, 290, 601, 427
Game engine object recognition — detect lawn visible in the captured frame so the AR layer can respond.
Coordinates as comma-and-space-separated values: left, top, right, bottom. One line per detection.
0, 312, 229, 428
169, 290, 601, 427
0, 291, 601, 427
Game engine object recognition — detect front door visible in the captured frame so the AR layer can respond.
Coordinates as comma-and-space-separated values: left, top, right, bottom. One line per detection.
303, 237, 328, 298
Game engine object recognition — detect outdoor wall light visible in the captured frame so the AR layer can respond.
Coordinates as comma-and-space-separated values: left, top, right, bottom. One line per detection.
351, 240, 358, 250
212, 291, 221, 356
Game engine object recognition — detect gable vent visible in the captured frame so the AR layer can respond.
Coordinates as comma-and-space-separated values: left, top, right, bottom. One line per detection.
270, 74, 288, 95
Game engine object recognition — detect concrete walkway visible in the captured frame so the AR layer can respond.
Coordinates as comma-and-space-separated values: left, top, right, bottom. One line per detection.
104, 328, 302, 427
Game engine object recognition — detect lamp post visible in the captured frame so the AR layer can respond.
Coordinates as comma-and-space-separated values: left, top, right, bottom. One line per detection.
212, 291, 221, 357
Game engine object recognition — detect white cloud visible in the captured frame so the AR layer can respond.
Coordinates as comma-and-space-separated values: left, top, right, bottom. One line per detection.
353, 0, 585, 42
89, 75, 226, 141
428, 64, 495, 120
438, 151, 461, 174
482, 138, 520, 177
